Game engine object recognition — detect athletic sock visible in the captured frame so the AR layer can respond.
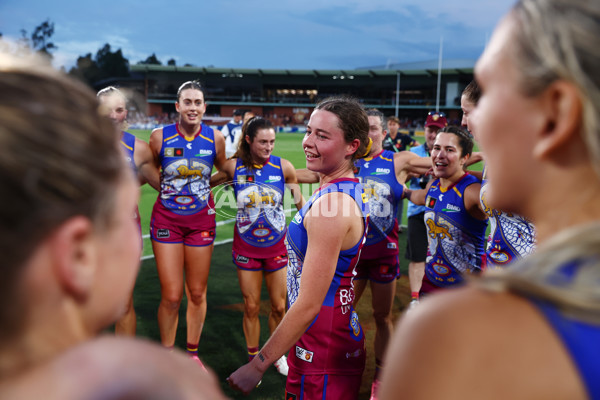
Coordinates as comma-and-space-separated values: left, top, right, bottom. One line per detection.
247, 346, 259, 362
186, 342, 199, 357
411, 291, 420, 301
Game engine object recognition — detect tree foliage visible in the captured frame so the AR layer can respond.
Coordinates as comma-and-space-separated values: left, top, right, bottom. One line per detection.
69, 43, 130, 86
137, 53, 162, 65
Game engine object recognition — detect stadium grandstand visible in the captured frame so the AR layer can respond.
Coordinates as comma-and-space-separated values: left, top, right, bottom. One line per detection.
104, 59, 474, 133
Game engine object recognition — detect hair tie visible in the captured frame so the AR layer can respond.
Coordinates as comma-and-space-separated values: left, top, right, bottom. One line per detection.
362, 137, 373, 157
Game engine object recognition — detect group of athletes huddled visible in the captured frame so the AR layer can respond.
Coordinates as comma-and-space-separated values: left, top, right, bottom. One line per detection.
1, 0, 599, 398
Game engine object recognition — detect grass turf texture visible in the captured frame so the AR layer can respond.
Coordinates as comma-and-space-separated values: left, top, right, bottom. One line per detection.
129, 129, 483, 399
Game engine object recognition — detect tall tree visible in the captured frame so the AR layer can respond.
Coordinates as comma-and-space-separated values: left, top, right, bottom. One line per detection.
30, 19, 57, 57
138, 53, 162, 65
68, 43, 130, 87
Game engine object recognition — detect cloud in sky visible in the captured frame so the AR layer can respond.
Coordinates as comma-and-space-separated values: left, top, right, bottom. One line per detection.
0, 0, 515, 70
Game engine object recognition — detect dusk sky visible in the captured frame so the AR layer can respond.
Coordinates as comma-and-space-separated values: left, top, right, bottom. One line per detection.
1, 0, 515, 71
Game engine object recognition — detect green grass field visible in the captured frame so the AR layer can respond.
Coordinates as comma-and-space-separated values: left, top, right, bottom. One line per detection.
129, 129, 483, 399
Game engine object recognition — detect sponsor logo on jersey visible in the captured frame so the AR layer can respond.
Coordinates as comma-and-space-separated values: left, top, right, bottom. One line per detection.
387, 242, 397, 249
372, 168, 391, 175
194, 149, 213, 157
200, 230, 215, 238
165, 147, 184, 157
292, 213, 302, 224
266, 175, 282, 183
235, 254, 250, 264
166, 138, 179, 145
208, 208, 216, 215
186, 143, 192, 150
442, 203, 461, 212
426, 196, 437, 208
295, 346, 314, 363
156, 229, 170, 238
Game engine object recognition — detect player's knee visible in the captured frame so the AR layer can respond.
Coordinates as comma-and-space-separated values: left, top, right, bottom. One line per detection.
187, 289, 207, 306
270, 300, 285, 319
244, 299, 260, 318
161, 293, 183, 310
373, 309, 392, 326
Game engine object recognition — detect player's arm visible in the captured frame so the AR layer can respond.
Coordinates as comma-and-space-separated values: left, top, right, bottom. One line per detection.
403, 179, 433, 206
227, 192, 353, 394
134, 138, 160, 191
295, 168, 320, 184
282, 159, 306, 210
394, 151, 431, 178
210, 158, 235, 188
466, 151, 484, 167
148, 128, 163, 170
464, 182, 487, 221
213, 129, 227, 171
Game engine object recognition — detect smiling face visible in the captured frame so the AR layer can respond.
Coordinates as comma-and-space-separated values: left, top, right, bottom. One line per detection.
431, 132, 469, 181
175, 88, 206, 126
248, 128, 276, 165
303, 109, 356, 176
473, 15, 542, 213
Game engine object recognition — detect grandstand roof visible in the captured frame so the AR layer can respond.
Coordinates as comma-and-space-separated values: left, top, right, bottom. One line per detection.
130, 59, 474, 78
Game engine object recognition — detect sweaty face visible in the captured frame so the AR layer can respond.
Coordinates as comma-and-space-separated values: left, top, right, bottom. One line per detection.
99, 93, 127, 131
473, 15, 541, 213
248, 128, 276, 164
176, 89, 206, 126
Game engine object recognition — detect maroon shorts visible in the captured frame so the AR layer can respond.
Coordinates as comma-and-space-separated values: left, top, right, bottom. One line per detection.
232, 250, 288, 272
285, 370, 362, 400
150, 200, 216, 246
354, 254, 399, 283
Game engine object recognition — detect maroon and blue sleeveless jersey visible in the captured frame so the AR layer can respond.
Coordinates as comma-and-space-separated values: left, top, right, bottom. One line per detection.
354, 150, 403, 259
120, 131, 137, 174
157, 123, 216, 216
424, 173, 487, 287
233, 156, 286, 258
285, 178, 369, 375
529, 260, 600, 399
480, 166, 536, 268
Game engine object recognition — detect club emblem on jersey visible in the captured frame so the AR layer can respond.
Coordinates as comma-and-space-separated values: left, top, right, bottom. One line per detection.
426, 196, 437, 208
164, 147, 184, 157
295, 346, 313, 363
432, 262, 450, 275
426, 219, 453, 240
350, 310, 361, 338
